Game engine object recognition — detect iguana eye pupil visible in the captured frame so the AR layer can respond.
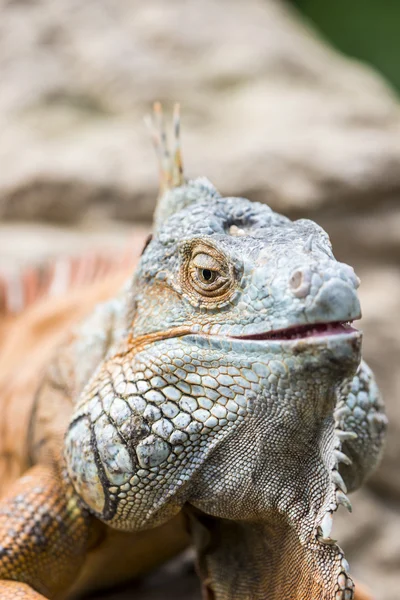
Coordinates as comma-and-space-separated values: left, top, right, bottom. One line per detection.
202, 269, 213, 282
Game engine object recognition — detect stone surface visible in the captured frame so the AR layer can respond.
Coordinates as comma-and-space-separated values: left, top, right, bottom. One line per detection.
0, 222, 140, 271
0, 0, 399, 599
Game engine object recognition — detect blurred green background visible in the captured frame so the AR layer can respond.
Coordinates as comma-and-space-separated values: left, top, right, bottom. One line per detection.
292, 0, 400, 92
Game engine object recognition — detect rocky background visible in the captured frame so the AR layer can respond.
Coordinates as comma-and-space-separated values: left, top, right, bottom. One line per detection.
0, 1, 399, 599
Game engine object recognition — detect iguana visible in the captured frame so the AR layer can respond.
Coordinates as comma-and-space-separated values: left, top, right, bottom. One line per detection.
0, 104, 387, 600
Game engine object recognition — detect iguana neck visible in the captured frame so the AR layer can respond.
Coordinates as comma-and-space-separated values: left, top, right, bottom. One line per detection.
188, 508, 353, 600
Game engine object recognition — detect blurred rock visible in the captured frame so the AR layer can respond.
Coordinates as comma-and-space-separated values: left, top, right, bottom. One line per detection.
334, 489, 400, 600
356, 267, 400, 501
1, 0, 400, 223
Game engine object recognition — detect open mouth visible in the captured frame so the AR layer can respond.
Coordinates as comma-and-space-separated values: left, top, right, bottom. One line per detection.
232, 321, 358, 341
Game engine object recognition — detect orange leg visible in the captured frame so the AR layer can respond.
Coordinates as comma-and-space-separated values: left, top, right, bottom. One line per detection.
0, 464, 91, 599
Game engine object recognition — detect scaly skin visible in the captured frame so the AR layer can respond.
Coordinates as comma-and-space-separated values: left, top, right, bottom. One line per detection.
0, 106, 387, 599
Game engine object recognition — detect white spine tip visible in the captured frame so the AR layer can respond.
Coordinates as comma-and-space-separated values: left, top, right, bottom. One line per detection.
319, 511, 333, 539
332, 470, 348, 494
335, 429, 358, 442
336, 490, 352, 512
335, 406, 351, 421
303, 234, 313, 252
318, 535, 338, 545
334, 449, 352, 466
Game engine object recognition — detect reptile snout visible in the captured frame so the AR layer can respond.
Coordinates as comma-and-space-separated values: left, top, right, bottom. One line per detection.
288, 261, 361, 323
308, 278, 361, 322
289, 267, 312, 298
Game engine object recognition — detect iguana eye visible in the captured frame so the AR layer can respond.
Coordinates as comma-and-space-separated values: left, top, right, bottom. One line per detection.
183, 247, 235, 300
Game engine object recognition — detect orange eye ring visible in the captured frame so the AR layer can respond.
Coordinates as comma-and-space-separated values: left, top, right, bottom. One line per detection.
188, 265, 231, 297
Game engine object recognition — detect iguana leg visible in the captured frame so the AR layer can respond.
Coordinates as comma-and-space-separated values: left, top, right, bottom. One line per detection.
0, 464, 91, 599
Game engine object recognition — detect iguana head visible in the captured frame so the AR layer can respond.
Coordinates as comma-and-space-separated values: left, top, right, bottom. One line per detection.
134, 176, 361, 343
66, 106, 364, 600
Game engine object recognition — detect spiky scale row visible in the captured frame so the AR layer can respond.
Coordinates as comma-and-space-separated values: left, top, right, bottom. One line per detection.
317, 406, 356, 547
145, 102, 184, 194
0, 250, 136, 315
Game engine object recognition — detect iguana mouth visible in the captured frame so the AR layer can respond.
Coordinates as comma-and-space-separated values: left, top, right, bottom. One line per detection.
233, 320, 358, 341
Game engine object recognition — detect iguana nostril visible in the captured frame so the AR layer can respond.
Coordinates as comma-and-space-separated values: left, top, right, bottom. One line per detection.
290, 271, 302, 289
289, 268, 311, 298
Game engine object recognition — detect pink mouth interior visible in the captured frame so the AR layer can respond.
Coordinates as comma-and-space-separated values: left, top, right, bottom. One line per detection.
234, 322, 357, 341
